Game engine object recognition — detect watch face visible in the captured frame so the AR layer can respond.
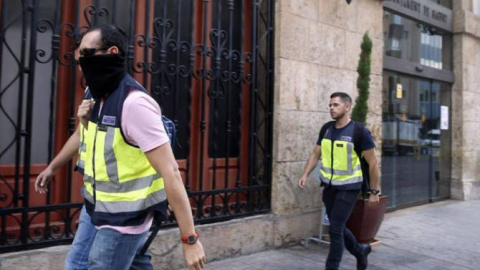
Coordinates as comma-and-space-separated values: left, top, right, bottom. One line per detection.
187, 235, 197, 244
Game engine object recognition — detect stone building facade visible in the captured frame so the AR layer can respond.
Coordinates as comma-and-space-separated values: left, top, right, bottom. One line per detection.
451, 0, 480, 200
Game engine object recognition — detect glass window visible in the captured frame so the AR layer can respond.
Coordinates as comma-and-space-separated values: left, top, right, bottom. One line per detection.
474, 0, 480, 16
382, 71, 452, 208
383, 11, 453, 70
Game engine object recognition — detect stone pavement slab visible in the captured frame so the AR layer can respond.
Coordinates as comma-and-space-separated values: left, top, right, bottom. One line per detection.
202, 200, 480, 270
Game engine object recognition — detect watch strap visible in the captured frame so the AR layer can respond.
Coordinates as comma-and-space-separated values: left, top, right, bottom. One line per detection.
181, 231, 199, 245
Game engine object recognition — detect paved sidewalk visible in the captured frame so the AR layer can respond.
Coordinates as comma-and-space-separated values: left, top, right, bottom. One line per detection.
202, 200, 480, 270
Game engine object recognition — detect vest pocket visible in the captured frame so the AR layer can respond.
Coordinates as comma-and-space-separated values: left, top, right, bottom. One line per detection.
333, 141, 349, 171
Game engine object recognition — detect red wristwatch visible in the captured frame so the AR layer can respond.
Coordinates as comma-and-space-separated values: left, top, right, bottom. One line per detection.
181, 231, 199, 245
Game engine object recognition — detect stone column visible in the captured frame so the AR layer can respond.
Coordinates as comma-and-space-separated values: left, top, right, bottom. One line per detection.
271, 0, 384, 243
451, 1, 480, 200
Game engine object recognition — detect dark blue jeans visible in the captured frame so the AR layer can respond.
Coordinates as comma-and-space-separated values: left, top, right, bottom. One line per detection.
322, 187, 363, 270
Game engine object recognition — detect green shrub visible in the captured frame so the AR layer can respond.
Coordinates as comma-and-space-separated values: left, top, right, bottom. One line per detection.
351, 32, 372, 125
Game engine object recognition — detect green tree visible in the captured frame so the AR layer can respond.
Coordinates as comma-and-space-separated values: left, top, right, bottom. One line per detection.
351, 32, 372, 125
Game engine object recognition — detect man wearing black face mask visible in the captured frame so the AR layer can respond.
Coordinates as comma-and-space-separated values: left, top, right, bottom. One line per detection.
77, 25, 205, 270
35, 36, 98, 270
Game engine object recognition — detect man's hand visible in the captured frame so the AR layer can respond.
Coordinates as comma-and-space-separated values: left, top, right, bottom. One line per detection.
145, 144, 205, 269
78, 99, 94, 128
298, 175, 308, 189
298, 145, 321, 189
183, 240, 206, 270
35, 167, 54, 194
367, 193, 380, 206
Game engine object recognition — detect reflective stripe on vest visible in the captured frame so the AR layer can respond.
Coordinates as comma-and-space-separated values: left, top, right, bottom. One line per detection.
76, 124, 87, 173
83, 121, 166, 215
319, 123, 363, 186
83, 177, 166, 213
76, 90, 91, 174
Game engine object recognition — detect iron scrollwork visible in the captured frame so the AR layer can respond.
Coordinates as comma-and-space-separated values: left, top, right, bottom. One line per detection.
0, 0, 274, 252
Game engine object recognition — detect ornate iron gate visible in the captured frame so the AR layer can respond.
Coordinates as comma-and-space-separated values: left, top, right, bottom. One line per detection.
0, 0, 274, 253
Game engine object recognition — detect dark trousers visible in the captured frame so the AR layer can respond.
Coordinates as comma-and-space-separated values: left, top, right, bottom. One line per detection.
322, 187, 363, 270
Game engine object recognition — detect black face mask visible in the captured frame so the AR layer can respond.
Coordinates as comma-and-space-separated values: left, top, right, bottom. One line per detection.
79, 54, 126, 100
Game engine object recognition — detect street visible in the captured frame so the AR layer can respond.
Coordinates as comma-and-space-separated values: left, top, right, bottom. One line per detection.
204, 200, 480, 270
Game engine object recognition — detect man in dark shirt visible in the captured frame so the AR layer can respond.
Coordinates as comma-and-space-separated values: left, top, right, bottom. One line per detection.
298, 92, 380, 270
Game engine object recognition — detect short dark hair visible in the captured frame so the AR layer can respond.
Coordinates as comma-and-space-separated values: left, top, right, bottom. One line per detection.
73, 32, 84, 51
330, 92, 352, 105
86, 25, 128, 56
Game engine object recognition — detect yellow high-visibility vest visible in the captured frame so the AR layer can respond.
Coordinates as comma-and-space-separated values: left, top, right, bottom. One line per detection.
75, 91, 91, 175
83, 74, 166, 226
320, 123, 363, 187
75, 123, 87, 174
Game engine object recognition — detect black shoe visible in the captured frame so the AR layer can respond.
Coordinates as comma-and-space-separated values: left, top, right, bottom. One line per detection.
357, 243, 371, 270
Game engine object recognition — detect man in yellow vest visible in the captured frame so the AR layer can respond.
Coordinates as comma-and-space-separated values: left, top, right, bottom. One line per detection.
298, 92, 380, 270
76, 25, 204, 270
35, 38, 97, 270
